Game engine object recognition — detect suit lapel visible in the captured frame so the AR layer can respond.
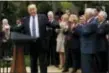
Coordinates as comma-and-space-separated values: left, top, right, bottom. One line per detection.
27, 16, 31, 35
38, 14, 41, 35
99, 21, 105, 27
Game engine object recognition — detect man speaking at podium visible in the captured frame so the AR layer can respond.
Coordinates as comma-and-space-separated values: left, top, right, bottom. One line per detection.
22, 4, 49, 73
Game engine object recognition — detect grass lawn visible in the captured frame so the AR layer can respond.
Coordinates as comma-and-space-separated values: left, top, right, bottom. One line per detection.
24, 55, 30, 66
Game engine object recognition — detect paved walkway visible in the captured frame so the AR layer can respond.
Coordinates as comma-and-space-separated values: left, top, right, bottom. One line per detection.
26, 65, 81, 73
26, 65, 62, 73
0, 66, 81, 73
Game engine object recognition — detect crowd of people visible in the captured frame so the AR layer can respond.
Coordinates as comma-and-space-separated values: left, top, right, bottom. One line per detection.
47, 7, 109, 73
0, 3, 109, 73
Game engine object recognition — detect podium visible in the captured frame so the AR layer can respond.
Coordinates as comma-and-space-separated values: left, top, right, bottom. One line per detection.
10, 32, 37, 73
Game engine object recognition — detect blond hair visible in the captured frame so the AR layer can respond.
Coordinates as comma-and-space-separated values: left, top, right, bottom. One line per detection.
61, 14, 69, 21
69, 14, 78, 23
28, 4, 37, 10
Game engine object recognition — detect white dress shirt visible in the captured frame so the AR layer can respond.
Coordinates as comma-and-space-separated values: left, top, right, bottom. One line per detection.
49, 19, 54, 23
29, 15, 40, 38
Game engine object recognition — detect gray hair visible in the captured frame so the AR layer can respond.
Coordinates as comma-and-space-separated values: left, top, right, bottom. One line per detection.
93, 8, 97, 14
2, 18, 8, 24
98, 11, 107, 19
28, 4, 37, 10
47, 11, 54, 16
85, 8, 95, 16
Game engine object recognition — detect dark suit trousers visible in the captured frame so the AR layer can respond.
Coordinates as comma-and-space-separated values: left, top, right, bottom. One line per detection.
64, 48, 80, 69
64, 48, 73, 69
46, 31, 59, 66
72, 50, 81, 70
81, 53, 97, 73
30, 39, 47, 73
96, 51, 108, 73
48, 38, 59, 65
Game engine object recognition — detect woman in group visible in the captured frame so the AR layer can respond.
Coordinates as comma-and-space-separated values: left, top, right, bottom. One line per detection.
1, 18, 11, 58
63, 14, 80, 73
2, 19, 10, 42
56, 14, 69, 69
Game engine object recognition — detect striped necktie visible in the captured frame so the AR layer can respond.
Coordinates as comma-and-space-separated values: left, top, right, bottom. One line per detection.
32, 16, 36, 37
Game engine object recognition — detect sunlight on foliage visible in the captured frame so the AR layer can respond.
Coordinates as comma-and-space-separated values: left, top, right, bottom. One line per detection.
60, 2, 73, 10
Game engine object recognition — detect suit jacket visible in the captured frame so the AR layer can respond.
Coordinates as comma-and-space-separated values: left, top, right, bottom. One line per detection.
22, 14, 49, 52
64, 25, 80, 50
96, 21, 109, 52
46, 20, 59, 39
46, 20, 59, 46
76, 17, 98, 54
11, 24, 23, 33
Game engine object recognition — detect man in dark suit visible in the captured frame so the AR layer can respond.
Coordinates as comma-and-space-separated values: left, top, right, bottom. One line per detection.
11, 19, 23, 33
22, 4, 49, 73
96, 11, 109, 73
47, 11, 59, 66
75, 8, 98, 73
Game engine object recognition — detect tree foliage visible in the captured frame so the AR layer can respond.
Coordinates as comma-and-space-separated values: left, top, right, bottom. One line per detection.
0, 1, 109, 24
60, 2, 73, 10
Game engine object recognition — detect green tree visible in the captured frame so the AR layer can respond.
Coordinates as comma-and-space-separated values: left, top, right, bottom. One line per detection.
60, 2, 73, 11
37, 2, 52, 14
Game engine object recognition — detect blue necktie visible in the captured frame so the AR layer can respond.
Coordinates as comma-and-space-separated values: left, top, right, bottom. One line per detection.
32, 16, 36, 37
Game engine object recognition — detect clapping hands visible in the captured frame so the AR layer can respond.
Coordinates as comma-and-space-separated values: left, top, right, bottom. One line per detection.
71, 24, 78, 30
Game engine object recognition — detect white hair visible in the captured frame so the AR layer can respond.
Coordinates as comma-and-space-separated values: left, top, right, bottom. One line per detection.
2, 18, 10, 41
98, 11, 107, 19
85, 8, 95, 16
47, 11, 54, 16
2, 18, 8, 24
93, 8, 97, 14
28, 4, 37, 10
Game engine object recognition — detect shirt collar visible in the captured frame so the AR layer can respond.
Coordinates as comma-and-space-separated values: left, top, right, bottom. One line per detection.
49, 19, 54, 23
30, 14, 38, 18
99, 20, 105, 25
87, 17, 94, 23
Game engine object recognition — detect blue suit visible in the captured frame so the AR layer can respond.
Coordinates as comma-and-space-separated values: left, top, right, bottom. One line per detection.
81, 19, 98, 54
75, 17, 98, 73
